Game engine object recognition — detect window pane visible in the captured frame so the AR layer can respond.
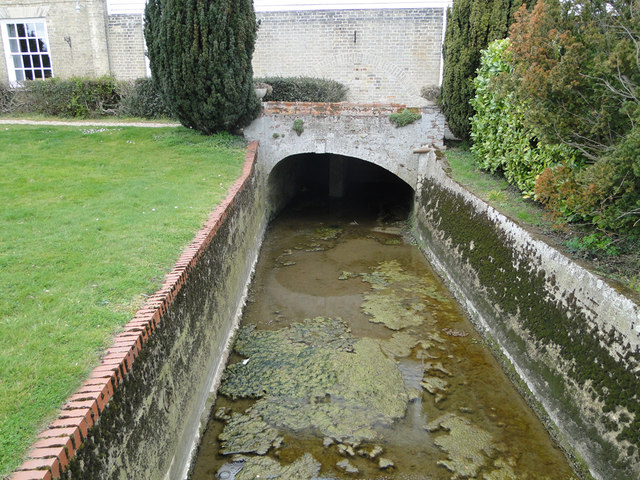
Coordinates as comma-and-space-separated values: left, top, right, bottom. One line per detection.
6, 21, 53, 83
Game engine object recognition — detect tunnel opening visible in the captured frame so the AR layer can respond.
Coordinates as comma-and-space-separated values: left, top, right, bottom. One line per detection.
267, 152, 415, 223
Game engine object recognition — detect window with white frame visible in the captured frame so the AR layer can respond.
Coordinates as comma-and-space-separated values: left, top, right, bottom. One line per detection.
1, 19, 53, 84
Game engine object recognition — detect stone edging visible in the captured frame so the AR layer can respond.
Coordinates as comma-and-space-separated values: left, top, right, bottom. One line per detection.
260, 101, 411, 116
10, 141, 259, 480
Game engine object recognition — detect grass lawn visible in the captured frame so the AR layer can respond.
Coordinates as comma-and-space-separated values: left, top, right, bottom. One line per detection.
443, 145, 550, 227
0, 125, 247, 475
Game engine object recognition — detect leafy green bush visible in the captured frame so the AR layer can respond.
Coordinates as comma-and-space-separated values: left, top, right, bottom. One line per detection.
535, 125, 640, 232
19, 77, 120, 118
439, 0, 533, 140
470, 39, 576, 197
564, 233, 620, 257
389, 109, 422, 128
292, 118, 304, 136
118, 78, 172, 119
510, 0, 640, 232
256, 76, 348, 102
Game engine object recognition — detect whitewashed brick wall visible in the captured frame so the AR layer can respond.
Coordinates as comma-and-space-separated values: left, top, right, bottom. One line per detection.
107, 14, 147, 80
253, 8, 444, 105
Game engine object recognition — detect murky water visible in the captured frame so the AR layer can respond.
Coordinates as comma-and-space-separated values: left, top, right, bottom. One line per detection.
189, 190, 575, 480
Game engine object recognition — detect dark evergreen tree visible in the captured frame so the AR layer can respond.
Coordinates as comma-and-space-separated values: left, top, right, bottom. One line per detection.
439, 0, 533, 140
144, 0, 261, 134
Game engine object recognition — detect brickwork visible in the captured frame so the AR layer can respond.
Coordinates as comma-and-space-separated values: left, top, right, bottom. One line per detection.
254, 8, 444, 105
0, 0, 110, 81
10, 144, 260, 480
106, 14, 147, 80
0, 4, 444, 103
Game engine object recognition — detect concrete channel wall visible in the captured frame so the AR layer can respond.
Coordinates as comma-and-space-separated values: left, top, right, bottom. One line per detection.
13, 143, 268, 480
413, 151, 640, 480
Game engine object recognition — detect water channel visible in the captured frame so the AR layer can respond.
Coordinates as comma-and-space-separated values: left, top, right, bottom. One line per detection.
189, 166, 575, 479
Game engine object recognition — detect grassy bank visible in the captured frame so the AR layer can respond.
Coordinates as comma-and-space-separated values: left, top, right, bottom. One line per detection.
444, 144, 640, 295
0, 125, 246, 475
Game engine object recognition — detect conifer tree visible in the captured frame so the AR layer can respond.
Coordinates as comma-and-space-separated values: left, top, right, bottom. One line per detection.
439, 0, 532, 140
145, 0, 261, 134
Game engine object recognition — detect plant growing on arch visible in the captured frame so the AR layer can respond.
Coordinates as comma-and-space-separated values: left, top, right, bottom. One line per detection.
144, 0, 261, 134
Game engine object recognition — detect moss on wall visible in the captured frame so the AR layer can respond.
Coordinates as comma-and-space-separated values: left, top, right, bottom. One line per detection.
59, 166, 267, 479
414, 176, 640, 479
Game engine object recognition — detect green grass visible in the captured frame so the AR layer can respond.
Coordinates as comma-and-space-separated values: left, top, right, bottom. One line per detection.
0, 125, 247, 475
444, 145, 550, 227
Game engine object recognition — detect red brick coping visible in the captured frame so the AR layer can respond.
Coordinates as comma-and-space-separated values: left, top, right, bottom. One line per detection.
11, 141, 259, 480
261, 101, 411, 116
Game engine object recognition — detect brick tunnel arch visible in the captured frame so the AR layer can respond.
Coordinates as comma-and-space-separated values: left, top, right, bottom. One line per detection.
267, 152, 415, 218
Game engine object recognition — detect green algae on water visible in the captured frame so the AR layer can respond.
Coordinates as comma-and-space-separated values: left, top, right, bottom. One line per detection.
377, 331, 421, 358
218, 412, 283, 455
361, 292, 425, 330
313, 225, 344, 240
232, 453, 321, 480
426, 413, 494, 479
219, 318, 408, 445
360, 260, 452, 330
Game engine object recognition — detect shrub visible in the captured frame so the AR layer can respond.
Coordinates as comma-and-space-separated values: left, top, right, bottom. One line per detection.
18, 77, 120, 118
535, 126, 640, 232
0, 83, 16, 113
118, 78, 172, 119
470, 39, 576, 197
514, 0, 640, 232
509, 0, 640, 161
439, 0, 533, 140
389, 109, 422, 128
256, 76, 348, 102
145, 0, 261, 134
292, 119, 304, 136
565, 233, 620, 257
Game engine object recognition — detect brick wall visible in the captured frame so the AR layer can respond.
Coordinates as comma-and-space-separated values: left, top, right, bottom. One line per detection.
106, 14, 147, 80
0, 4, 444, 104
253, 8, 444, 105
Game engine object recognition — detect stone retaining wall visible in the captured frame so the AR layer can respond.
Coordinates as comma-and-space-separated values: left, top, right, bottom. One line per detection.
413, 151, 640, 480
